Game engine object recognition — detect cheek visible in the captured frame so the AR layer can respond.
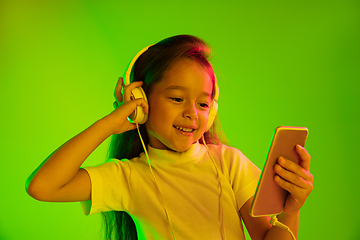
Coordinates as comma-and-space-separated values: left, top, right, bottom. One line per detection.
149, 100, 166, 118
197, 112, 209, 132
147, 99, 171, 128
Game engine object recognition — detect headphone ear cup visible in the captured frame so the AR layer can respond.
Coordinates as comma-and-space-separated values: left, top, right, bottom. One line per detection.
206, 101, 218, 132
127, 87, 148, 124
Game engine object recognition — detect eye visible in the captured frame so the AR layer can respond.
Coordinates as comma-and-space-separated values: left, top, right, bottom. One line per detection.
170, 97, 183, 102
199, 102, 209, 108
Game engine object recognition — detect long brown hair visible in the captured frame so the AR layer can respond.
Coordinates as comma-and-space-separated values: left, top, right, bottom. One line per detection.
104, 35, 227, 240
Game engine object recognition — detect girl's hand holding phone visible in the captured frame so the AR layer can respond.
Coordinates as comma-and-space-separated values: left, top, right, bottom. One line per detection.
102, 77, 149, 135
274, 145, 314, 215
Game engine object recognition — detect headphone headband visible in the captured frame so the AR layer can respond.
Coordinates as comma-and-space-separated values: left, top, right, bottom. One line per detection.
123, 44, 154, 86
213, 74, 219, 102
124, 45, 219, 101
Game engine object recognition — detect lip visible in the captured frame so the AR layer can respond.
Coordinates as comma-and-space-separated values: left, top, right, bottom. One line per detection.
174, 127, 193, 136
173, 125, 196, 136
173, 125, 197, 130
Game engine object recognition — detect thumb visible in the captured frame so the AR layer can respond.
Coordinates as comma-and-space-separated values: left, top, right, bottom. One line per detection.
296, 145, 311, 171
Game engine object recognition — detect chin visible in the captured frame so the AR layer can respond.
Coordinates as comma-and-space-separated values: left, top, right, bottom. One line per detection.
168, 142, 193, 153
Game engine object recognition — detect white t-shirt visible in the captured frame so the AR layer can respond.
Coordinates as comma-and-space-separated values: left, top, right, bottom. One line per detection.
81, 142, 260, 240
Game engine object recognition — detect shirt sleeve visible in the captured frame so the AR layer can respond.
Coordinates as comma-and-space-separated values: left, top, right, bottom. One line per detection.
80, 158, 132, 215
221, 146, 261, 210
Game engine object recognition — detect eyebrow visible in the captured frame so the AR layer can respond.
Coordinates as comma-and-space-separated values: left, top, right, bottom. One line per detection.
164, 85, 211, 97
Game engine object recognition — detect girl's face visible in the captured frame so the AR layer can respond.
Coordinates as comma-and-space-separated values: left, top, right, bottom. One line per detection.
145, 58, 213, 152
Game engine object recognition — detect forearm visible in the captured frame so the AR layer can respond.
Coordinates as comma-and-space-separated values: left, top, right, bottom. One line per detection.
26, 119, 111, 194
264, 211, 299, 240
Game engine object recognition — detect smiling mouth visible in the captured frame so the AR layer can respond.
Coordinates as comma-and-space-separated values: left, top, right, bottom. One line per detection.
173, 126, 195, 133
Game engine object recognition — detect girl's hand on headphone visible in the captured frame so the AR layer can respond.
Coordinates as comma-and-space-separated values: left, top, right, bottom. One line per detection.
102, 77, 149, 135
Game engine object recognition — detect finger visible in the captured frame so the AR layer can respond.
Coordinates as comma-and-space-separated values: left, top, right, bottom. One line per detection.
114, 77, 123, 102
274, 161, 309, 189
125, 122, 138, 131
274, 175, 297, 193
123, 81, 144, 102
113, 101, 118, 109
277, 157, 313, 182
133, 97, 149, 114
274, 175, 307, 198
296, 145, 311, 171
274, 171, 313, 199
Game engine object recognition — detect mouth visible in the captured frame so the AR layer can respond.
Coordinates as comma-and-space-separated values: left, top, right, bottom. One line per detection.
173, 126, 195, 133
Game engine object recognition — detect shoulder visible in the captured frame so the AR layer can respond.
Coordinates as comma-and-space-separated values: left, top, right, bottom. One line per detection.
205, 144, 260, 173
86, 155, 145, 173
206, 144, 260, 192
206, 144, 248, 162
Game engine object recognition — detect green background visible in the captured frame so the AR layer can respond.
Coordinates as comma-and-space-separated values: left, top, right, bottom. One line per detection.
1, 0, 359, 239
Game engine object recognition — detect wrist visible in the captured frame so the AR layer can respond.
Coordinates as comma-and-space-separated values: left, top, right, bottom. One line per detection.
278, 210, 299, 223
94, 118, 114, 138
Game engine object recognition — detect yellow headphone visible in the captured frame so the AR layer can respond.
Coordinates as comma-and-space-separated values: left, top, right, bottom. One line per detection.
123, 45, 219, 131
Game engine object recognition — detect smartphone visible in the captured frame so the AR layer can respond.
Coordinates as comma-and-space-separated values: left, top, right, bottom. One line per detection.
249, 126, 309, 217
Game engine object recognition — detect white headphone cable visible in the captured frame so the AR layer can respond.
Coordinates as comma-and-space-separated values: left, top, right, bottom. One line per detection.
202, 136, 226, 240
136, 123, 176, 240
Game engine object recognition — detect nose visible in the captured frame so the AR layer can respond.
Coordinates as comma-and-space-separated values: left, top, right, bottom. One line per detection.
183, 103, 198, 120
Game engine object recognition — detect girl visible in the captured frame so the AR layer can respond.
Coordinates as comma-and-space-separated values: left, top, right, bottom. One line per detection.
26, 35, 313, 240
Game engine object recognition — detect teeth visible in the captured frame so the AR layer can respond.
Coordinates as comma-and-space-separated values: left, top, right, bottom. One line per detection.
175, 126, 194, 132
